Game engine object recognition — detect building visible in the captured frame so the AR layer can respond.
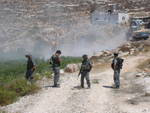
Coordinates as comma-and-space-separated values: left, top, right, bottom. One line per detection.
91, 10, 129, 25
118, 13, 129, 24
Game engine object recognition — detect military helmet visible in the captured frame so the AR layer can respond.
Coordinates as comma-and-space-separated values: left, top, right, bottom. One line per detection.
82, 54, 88, 59
56, 50, 62, 54
25, 54, 32, 59
114, 53, 119, 57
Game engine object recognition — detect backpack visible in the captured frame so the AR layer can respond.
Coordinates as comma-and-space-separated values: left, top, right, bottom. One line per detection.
49, 55, 60, 67
117, 58, 124, 69
112, 58, 124, 70
81, 60, 92, 72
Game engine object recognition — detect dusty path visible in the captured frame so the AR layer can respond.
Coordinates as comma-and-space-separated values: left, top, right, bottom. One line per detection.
1, 55, 150, 113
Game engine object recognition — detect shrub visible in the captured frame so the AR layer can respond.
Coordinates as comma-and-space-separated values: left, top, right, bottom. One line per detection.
7, 79, 39, 96
0, 57, 81, 106
0, 87, 17, 106
0, 79, 39, 106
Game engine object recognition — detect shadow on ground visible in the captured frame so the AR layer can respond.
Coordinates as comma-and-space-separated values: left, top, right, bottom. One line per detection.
103, 85, 115, 89
71, 86, 90, 90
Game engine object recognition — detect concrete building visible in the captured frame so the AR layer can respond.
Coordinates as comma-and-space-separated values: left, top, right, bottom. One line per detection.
118, 13, 129, 24
91, 10, 129, 25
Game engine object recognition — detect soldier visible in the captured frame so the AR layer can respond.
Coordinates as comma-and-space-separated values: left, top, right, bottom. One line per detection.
25, 55, 36, 81
78, 54, 92, 88
111, 53, 124, 88
50, 50, 62, 87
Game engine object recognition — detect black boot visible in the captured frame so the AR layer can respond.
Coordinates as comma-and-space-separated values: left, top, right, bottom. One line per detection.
115, 85, 120, 89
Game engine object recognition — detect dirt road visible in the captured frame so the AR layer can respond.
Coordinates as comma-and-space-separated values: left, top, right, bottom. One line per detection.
1, 55, 150, 113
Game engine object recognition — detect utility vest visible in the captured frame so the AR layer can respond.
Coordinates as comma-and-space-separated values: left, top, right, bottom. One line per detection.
81, 60, 92, 72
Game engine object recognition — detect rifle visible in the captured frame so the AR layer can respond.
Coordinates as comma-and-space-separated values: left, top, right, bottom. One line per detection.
78, 66, 83, 77
78, 71, 81, 77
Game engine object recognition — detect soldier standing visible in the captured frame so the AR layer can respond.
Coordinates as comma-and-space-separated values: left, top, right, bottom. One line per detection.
111, 53, 124, 88
50, 50, 62, 87
25, 55, 36, 81
78, 55, 92, 88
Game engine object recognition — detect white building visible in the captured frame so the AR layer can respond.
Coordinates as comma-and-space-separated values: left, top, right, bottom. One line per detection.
118, 13, 129, 24
91, 10, 129, 25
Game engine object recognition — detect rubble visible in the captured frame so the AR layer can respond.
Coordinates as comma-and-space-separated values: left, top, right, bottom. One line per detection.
118, 40, 150, 56
136, 72, 147, 78
91, 39, 150, 64
119, 51, 129, 57
91, 50, 112, 59
118, 43, 132, 52
118, 42, 138, 55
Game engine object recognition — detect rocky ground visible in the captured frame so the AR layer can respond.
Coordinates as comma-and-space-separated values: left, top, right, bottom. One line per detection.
110, 0, 150, 12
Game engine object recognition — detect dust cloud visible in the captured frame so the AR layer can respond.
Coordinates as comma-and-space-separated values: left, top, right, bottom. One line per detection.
0, 13, 128, 60
59, 21, 128, 57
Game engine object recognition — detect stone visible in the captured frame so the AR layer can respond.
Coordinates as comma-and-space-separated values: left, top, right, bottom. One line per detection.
119, 51, 129, 57
60, 69, 64, 74
136, 75, 141, 77
118, 43, 132, 53
136, 72, 147, 77
129, 48, 136, 55
64, 64, 80, 73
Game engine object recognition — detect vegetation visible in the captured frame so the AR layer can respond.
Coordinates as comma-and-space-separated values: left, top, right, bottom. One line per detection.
0, 111, 7, 113
0, 56, 81, 106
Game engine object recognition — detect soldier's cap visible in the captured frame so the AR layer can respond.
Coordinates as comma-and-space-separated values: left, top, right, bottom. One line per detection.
56, 50, 62, 54
114, 53, 119, 56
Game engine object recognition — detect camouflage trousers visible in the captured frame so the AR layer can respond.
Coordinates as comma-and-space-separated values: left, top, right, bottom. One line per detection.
114, 69, 120, 88
81, 71, 91, 88
53, 67, 60, 86
26, 69, 34, 81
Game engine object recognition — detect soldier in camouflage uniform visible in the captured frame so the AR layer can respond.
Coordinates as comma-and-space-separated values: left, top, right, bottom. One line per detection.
78, 54, 92, 88
25, 55, 36, 81
50, 50, 62, 87
111, 53, 124, 88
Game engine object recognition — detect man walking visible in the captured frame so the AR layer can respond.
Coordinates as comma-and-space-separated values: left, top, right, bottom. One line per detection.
78, 54, 92, 88
111, 53, 124, 88
25, 55, 36, 81
50, 50, 62, 87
